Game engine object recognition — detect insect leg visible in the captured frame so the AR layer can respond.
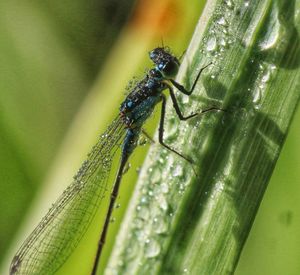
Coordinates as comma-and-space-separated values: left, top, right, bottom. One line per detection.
167, 84, 226, 119
167, 84, 198, 120
169, 62, 212, 95
158, 94, 193, 164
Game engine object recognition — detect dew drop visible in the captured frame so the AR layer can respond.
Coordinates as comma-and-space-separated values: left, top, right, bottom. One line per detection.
141, 195, 148, 204
220, 37, 227, 47
206, 36, 217, 52
151, 169, 161, 185
135, 228, 147, 242
181, 94, 190, 104
136, 204, 150, 220
172, 164, 183, 177
215, 181, 225, 192
217, 17, 226, 26
222, 28, 228, 35
259, 9, 280, 51
253, 88, 262, 105
125, 241, 139, 260
134, 217, 144, 229
160, 182, 169, 193
145, 239, 161, 258
225, 0, 233, 9
153, 216, 169, 234
156, 194, 168, 211
158, 156, 165, 164
262, 70, 271, 83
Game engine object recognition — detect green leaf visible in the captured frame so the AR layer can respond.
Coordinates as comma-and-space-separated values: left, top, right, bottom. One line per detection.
236, 107, 300, 275
106, 0, 300, 274
3, 1, 206, 274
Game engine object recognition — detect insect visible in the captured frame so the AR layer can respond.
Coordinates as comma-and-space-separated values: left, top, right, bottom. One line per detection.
10, 47, 220, 275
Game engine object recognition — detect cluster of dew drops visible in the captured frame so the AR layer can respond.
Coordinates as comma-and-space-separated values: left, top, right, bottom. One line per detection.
115, 152, 191, 271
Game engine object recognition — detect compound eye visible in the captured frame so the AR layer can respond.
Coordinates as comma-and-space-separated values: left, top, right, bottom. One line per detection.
161, 61, 178, 78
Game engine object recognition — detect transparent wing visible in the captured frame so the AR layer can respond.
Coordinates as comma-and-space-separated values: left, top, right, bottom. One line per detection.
10, 117, 125, 275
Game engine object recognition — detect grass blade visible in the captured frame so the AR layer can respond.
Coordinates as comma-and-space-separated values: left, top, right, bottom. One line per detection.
106, 0, 300, 274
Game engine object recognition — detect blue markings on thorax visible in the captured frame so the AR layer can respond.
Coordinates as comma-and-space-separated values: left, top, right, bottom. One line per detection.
126, 101, 133, 109
130, 95, 160, 126
120, 68, 165, 160
121, 95, 160, 158
120, 75, 164, 161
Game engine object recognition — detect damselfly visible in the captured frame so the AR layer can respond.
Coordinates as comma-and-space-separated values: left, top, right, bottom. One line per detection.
10, 47, 221, 275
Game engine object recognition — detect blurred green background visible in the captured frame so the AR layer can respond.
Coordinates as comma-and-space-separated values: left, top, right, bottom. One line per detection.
0, 0, 299, 274
0, 0, 135, 267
